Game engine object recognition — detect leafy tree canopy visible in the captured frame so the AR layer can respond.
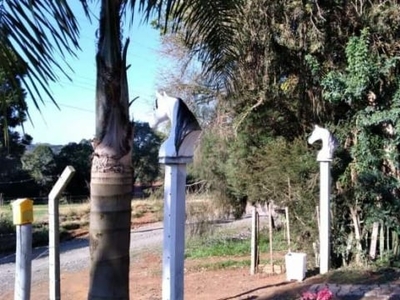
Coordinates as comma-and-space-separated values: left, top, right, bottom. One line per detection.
132, 121, 162, 185
56, 140, 92, 197
21, 144, 56, 194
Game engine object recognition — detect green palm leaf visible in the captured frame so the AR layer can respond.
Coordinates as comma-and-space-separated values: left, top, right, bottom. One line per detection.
0, 0, 89, 113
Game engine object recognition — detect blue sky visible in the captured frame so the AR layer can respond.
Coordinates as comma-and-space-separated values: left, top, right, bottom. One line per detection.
20, 3, 163, 145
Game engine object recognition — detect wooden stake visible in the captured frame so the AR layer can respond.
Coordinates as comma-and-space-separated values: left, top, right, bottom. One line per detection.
285, 207, 291, 252
250, 206, 258, 275
269, 203, 274, 274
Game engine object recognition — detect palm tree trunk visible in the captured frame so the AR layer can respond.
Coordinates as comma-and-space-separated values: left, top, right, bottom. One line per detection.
89, 1, 132, 299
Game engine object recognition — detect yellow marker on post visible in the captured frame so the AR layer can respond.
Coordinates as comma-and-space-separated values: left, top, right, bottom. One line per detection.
12, 198, 33, 225
11, 198, 33, 300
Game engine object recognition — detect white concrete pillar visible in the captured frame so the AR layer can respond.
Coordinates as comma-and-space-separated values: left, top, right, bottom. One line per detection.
319, 160, 331, 274
160, 157, 192, 300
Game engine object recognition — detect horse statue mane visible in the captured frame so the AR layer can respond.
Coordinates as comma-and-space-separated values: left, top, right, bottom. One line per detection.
149, 91, 201, 158
307, 125, 339, 161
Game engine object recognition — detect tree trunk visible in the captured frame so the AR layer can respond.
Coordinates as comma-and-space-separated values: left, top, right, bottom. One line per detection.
392, 230, 399, 257
89, 1, 133, 299
369, 222, 379, 259
379, 221, 384, 260
350, 207, 362, 265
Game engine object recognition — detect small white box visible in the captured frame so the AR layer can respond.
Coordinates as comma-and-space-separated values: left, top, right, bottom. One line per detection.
285, 252, 307, 281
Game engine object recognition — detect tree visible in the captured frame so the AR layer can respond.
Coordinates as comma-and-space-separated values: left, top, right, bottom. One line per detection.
21, 144, 57, 194
56, 140, 92, 197
322, 26, 400, 265
132, 121, 162, 185
0, 43, 35, 199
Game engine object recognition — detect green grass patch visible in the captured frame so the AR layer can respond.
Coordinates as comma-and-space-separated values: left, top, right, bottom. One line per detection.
189, 259, 251, 271
186, 237, 250, 258
185, 230, 288, 259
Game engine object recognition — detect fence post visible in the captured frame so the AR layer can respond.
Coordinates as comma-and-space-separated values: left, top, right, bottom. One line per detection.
12, 198, 34, 300
250, 206, 258, 275
48, 166, 75, 300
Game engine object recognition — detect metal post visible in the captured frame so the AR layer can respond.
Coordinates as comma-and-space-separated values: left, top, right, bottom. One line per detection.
160, 157, 191, 300
48, 166, 75, 300
15, 224, 32, 300
12, 198, 34, 300
319, 161, 331, 274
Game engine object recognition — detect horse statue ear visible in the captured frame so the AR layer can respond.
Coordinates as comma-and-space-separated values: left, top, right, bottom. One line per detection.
163, 91, 168, 97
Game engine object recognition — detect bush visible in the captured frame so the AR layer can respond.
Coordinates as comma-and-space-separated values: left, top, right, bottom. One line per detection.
0, 212, 14, 234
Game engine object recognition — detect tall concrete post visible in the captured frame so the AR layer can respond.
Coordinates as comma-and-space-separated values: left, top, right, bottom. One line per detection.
149, 91, 201, 300
318, 160, 331, 274
160, 157, 192, 300
48, 166, 75, 300
308, 125, 338, 275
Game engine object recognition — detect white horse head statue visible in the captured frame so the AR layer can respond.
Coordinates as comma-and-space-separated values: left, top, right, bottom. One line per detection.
149, 91, 201, 158
308, 125, 339, 161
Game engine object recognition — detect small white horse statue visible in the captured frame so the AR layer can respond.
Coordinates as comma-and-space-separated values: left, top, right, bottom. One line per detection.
149, 91, 201, 157
308, 125, 339, 161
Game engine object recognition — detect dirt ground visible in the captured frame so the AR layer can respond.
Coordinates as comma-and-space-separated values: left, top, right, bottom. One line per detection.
2, 208, 400, 299
2, 250, 325, 300
0, 212, 324, 300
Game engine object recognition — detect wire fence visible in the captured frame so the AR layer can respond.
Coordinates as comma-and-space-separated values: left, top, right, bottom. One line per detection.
0, 194, 90, 207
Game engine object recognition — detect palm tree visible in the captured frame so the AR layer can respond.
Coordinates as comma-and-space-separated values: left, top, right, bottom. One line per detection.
88, 1, 132, 298
2, 0, 241, 298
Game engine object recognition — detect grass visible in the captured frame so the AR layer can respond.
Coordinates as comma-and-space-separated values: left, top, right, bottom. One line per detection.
188, 259, 251, 271
185, 229, 288, 259
186, 237, 252, 258
0, 198, 165, 254
132, 199, 163, 222
0, 201, 90, 254
183, 220, 293, 272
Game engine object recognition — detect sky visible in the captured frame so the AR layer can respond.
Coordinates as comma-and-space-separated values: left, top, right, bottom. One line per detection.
19, 3, 164, 145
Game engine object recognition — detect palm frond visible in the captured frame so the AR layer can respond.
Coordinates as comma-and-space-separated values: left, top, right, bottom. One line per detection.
179, 0, 242, 91
126, 0, 242, 92
0, 0, 88, 112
